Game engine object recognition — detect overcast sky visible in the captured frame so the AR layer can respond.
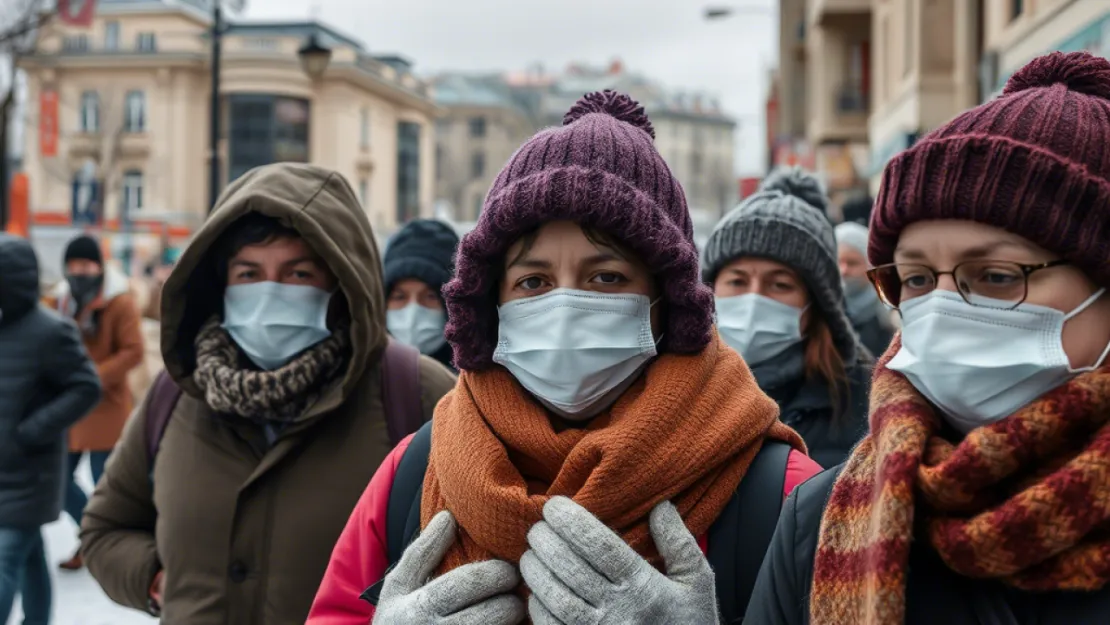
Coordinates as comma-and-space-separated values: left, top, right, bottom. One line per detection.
244, 0, 779, 175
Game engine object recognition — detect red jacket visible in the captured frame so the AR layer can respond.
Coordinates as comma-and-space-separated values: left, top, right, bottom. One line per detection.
307, 435, 822, 623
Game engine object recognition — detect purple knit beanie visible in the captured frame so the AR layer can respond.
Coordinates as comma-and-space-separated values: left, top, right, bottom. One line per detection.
443, 90, 713, 371
870, 51, 1110, 286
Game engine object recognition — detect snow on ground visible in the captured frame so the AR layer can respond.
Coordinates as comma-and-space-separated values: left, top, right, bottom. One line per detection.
6, 456, 155, 625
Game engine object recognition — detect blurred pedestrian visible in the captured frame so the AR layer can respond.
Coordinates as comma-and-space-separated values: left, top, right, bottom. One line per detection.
839, 190, 873, 226
748, 51, 1110, 625
79, 163, 456, 623
309, 91, 821, 625
45, 234, 144, 571
0, 234, 102, 624
703, 168, 871, 468
836, 221, 895, 357
384, 219, 460, 370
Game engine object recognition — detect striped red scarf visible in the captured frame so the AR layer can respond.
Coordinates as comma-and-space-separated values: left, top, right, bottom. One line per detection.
811, 336, 1110, 625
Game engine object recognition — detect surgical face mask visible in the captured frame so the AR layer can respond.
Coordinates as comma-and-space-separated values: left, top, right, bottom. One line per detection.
387, 303, 447, 355
716, 294, 805, 367
889, 289, 1110, 433
222, 281, 333, 371
493, 289, 658, 420
844, 278, 880, 321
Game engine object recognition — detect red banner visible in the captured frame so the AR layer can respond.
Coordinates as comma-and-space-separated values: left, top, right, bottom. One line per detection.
39, 90, 58, 157
57, 0, 98, 27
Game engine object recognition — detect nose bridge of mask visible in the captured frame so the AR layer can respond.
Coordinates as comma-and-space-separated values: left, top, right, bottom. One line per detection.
225, 281, 331, 327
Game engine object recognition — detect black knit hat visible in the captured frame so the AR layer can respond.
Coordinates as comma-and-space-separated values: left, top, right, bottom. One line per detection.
383, 219, 460, 297
64, 234, 103, 267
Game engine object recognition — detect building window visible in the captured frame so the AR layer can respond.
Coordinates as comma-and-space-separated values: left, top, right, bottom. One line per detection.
435, 145, 445, 180
122, 170, 144, 215
1011, 0, 1024, 21
397, 122, 422, 224
80, 90, 99, 132
468, 117, 486, 138
136, 32, 157, 52
471, 151, 485, 179
691, 152, 703, 177
124, 90, 145, 132
62, 34, 89, 52
359, 178, 369, 207
104, 21, 120, 50
243, 37, 279, 50
227, 95, 311, 183
360, 107, 370, 149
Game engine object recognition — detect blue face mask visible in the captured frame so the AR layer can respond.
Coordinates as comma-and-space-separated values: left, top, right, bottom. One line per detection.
715, 294, 805, 367
387, 303, 447, 355
222, 281, 333, 370
844, 278, 880, 321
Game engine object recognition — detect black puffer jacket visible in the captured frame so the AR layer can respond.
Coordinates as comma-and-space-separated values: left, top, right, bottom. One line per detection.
0, 234, 101, 526
769, 361, 870, 469
747, 465, 1110, 624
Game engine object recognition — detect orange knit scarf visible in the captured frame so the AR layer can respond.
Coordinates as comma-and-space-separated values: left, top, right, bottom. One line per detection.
811, 336, 1110, 625
421, 336, 805, 574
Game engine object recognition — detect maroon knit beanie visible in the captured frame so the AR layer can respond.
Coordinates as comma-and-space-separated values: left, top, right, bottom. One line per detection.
443, 90, 713, 371
870, 51, 1110, 285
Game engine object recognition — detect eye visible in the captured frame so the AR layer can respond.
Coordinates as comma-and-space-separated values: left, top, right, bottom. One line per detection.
591, 272, 627, 285
517, 276, 545, 291
235, 270, 257, 280
773, 281, 796, 292
900, 271, 932, 291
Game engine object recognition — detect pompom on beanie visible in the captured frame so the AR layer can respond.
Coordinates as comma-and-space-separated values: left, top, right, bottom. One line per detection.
702, 167, 858, 365
383, 219, 460, 298
443, 90, 713, 371
871, 51, 1110, 286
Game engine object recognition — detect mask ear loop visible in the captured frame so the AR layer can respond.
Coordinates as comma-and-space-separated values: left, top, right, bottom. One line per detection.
1065, 288, 1110, 372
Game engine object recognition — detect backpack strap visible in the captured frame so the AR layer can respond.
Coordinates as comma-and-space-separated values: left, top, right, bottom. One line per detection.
380, 338, 424, 447
708, 440, 792, 624
145, 370, 183, 467
362, 420, 433, 606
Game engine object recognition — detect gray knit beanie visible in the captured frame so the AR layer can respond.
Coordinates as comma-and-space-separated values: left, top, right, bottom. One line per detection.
702, 167, 858, 364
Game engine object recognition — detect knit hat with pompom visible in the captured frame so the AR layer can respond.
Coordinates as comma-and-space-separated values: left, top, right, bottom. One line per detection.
443, 90, 712, 370
871, 51, 1110, 287
702, 166, 858, 364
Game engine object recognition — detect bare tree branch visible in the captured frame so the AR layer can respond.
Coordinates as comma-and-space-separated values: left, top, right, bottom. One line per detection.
0, 0, 51, 53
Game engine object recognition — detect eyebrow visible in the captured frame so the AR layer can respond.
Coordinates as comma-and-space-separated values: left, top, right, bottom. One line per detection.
281, 256, 320, 267
895, 239, 1034, 261
229, 259, 260, 268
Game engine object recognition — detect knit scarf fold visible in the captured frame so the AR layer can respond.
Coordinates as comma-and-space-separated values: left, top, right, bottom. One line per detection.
811, 336, 1110, 625
192, 317, 348, 424
420, 335, 806, 574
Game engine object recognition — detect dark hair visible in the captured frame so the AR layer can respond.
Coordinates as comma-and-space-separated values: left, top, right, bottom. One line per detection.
212, 213, 301, 286
803, 311, 850, 420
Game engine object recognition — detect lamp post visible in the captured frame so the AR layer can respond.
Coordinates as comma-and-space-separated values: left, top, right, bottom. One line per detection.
207, 16, 333, 213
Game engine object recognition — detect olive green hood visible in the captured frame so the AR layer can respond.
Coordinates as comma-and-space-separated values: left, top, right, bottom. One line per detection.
161, 163, 386, 415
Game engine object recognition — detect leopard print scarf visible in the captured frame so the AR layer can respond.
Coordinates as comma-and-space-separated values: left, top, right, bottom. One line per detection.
193, 317, 349, 424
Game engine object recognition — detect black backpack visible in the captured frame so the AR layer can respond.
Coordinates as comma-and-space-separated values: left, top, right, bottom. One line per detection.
364, 421, 792, 624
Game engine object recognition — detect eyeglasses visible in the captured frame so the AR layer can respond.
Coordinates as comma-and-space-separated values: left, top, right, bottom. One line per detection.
866, 259, 1070, 310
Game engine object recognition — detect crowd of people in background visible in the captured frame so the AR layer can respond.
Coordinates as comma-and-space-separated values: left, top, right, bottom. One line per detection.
0, 49, 1108, 625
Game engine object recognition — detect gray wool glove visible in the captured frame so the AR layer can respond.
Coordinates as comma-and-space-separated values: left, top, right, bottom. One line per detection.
372, 510, 526, 625
519, 497, 719, 625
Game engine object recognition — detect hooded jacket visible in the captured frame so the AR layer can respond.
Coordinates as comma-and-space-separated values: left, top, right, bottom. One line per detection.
0, 234, 101, 527
47, 265, 144, 451
79, 164, 457, 624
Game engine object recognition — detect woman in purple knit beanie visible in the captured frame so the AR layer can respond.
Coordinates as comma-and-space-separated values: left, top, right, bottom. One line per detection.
311, 90, 820, 625
748, 51, 1110, 625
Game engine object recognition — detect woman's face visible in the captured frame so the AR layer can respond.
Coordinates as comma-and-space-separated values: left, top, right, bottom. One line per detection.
838, 245, 869, 281
226, 236, 336, 291
500, 221, 660, 334
714, 257, 811, 310
388, 279, 443, 311
895, 220, 1110, 368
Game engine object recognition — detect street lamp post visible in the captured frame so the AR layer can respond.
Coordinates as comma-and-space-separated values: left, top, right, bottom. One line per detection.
207, 13, 333, 213
208, 2, 223, 213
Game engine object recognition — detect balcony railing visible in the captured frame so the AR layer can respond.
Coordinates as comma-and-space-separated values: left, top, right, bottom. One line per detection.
835, 81, 870, 114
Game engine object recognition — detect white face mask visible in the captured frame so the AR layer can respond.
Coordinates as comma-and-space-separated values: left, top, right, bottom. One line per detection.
222, 281, 333, 370
715, 294, 805, 367
889, 289, 1110, 433
492, 288, 658, 420
387, 303, 447, 355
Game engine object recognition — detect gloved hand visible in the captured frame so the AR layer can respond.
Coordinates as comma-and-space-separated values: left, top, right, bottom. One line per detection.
520, 496, 719, 625
372, 510, 525, 625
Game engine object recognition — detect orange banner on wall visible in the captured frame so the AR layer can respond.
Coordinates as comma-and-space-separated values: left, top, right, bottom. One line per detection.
40, 90, 59, 157
6, 173, 29, 238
